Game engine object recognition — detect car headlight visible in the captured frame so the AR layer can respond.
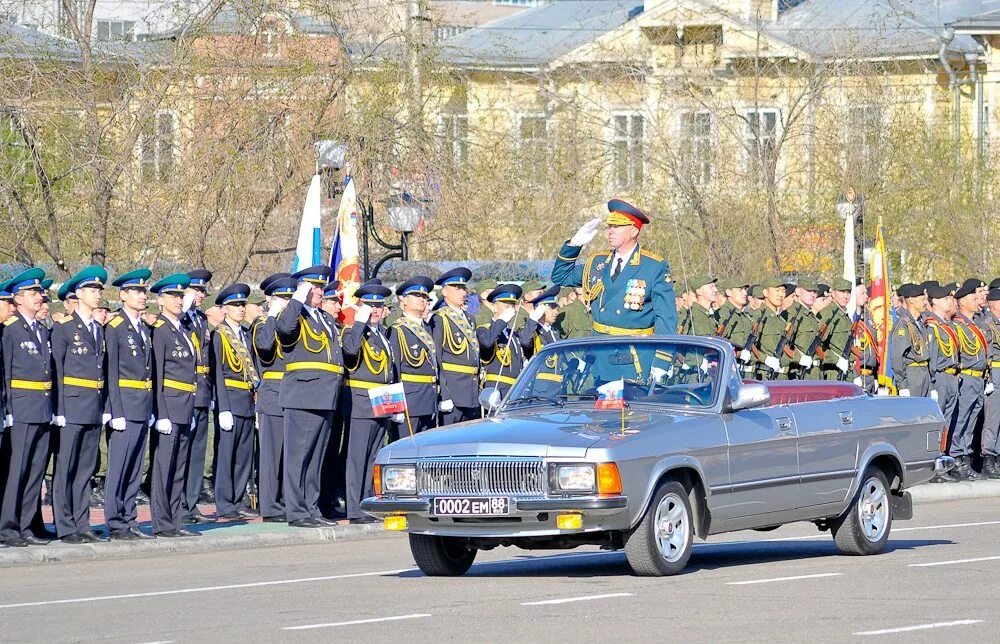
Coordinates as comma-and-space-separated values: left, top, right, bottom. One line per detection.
554, 464, 596, 493
382, 465, 417, 495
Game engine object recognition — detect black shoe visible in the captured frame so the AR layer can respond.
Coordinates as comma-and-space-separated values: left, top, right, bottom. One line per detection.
24, 535, 51, 546
198, 478, 216, 504
60, 533, 87, 545
288, 518, 322, 529
79, 531, 105, 543
176, 529, 201, 537
238, 509, 260, 519
218, 511, 244, 520
155, 530, 186, 538
4, 537, 29, 548
109, 530, 140, 542
136, 490, 150, 506
185, 509, 214, 525
957, 457, 982, 481
315, 517, 339, 527
349, 516, 377, 525
262, 515, 286, 523
130, 527, 155, 540
986, 456, 1000, 479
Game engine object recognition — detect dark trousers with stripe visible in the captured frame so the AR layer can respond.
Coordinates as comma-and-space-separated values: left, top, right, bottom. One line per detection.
950, 375, 985, 457
215, 414, 255, 516
258, 413, 284, 519
0, 423, 50, 541
182, 406, 210, 515
53, 423, 100, 537
389, 414, 434, 443
105, 420, 148, 533
346, 417, 387, 520
151, 423, 192, 534
283, 408, 332, 522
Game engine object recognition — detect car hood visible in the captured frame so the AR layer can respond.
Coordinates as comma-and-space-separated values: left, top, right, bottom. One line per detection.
380, 406, 703, 459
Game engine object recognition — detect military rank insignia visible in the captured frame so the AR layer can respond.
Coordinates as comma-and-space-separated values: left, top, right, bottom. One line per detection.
624, 279, 646, 311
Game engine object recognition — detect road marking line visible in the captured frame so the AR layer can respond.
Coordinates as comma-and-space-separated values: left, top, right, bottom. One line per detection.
853, 619, 982, 636
726, 572, 842, 586
284, 614, 431, 630
522, 592, 634, 606
910, 555, 1000, 568
761, 519, 1000, 543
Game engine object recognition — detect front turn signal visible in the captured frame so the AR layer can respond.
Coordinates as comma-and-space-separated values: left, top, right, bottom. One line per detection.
373, 464, 382, 496
384, 515, 408, 531
597, 462, 622, 496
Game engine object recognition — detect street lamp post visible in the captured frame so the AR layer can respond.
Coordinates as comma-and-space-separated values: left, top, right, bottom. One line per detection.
361, 193, 425, 280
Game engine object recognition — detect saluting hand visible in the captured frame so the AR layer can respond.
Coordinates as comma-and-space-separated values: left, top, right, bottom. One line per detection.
569, 218, 602, 247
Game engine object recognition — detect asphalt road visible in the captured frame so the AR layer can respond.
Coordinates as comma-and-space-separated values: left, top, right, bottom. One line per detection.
2, 497, 999, 643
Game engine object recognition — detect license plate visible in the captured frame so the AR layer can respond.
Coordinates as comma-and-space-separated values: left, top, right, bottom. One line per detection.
432, 497, 509, 516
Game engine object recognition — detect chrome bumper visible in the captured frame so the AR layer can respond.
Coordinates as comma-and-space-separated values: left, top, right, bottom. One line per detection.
360, 495, 628, 517
934, 455, 957, 473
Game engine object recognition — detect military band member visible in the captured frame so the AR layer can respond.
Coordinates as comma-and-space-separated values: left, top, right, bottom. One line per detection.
149, 275, 201, 538
211, 283, 258, 520
950, 279, 988, 481
753, 277, 792, 380
0, 269, 53, 547
181, 269, 214, 518
275, 266, 344, 528
431, 268, 483, 425
522, 286, 563, 398
480, 284, 533, 398
51, 266, 108, 543
251, 274, 294, 523
890, 284, 931, 398
342, 283, 395, 524
389, 276, 437, 438
104, 269, 156, 540
552, 199, 677, 336
982, 288, 1000, 479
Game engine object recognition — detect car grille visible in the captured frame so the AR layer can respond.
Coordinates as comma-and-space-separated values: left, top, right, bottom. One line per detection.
417, 459, 545, 497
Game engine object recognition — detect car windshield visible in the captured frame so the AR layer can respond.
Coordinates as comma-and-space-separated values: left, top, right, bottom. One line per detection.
504, 339, 724, 409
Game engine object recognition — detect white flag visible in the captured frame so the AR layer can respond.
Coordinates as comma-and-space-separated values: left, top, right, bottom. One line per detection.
292, 174, 323, 272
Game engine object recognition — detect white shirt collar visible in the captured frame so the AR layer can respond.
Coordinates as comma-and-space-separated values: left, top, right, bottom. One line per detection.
76, 310, 94, 328
225, 319, 243, 334
611, 244, 637, 269
123, 308, 143, 328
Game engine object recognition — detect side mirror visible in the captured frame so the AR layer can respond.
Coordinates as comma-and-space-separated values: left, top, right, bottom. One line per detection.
728, 382, 770, 412
479, 387, 502, 413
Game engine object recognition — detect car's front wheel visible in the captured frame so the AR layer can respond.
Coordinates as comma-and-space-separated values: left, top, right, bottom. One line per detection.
409, 533, 477, 576
624, 480, 693, 576
831, 467, 892, 555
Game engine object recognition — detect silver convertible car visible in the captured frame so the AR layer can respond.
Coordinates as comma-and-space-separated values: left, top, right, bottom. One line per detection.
361, 336, 953, 577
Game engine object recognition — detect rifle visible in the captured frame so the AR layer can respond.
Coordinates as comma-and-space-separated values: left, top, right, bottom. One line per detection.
805, 320, 830, 361
776, 318, 797, 360
837, 318, 861, 382
742, 309, 768, 361
716, 306, 739, 338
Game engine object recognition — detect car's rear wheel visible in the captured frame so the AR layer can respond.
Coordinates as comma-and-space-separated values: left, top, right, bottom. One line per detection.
832, 467, 892, 556
624, 480, 693, 576
409, 533, 477, 576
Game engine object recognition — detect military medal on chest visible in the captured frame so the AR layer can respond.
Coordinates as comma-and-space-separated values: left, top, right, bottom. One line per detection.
20, 340, 39, 356
127, 333, 138, 357
624, 279, 646, 311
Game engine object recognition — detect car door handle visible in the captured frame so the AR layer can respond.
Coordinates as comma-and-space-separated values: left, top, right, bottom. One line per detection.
839, 412, 853, 425
776, 417, 793, 431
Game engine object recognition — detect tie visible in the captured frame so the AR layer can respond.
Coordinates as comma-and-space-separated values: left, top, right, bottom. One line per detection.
312, 309, 331, 336
136, 321, 148, 347
91, 321, 99, 343
31, 322, 42, 345
611, 258, 623, 281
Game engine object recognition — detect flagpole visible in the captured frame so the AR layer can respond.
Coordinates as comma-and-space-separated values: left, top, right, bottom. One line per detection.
403, 406, 415, 439
620, 402, 625, 437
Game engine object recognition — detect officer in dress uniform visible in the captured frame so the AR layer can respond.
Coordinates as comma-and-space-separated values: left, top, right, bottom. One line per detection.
322, 280, 343, 321
820, 279, 855, 381
950, 279, 988, 481
753, 277, 793, 380
104, 269, 156, 541
890, 284, 931, 398
149, 274, 201, 538
342, 283, 395, 525
251, 274, 293, 523
431, 268, 486, 425
211, 283, 259, 520
181, 269, 214, 516
51, 266, 108, 543
981, 288, 1000, 479
0, 280, 12, 513
274, 265, 344, 529
389, 276, 437, 440
922, 283, 962, 480
551, 199, 677, 336
0, 269, 53, 547
480, 284, 534, 399
521, 286, 563, 399
319, 279, 348, 519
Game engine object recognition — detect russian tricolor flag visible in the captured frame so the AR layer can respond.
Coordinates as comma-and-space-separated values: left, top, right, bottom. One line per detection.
369, 382, 407, 416
595, 379, 625, 410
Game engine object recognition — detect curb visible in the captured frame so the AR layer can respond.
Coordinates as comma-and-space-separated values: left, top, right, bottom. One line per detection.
0, 521, 391, 568
908, 479, 1000, 503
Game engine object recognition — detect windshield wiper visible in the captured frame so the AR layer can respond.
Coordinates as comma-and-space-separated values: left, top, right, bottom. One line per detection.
508, 394, 564, 408
558, 393, 598, 401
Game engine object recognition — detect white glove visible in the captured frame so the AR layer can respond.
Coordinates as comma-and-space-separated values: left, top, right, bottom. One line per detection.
155, 419, 172, 435
650, 366, 668, 382
149, 415, 155, 428
110, 417, 127, 431
930, 389, 939, 401
4, 414, 11, 428
267, 298, 287, 317
438, 399, 454, 413
182, 292, 195, 313
498, 307, 516, 324
700, 358, 710, 374
569, 217, 602, 247
529, 306, 545, 322
986, 383, 995, 395
292, 281, 312, 303
798, 354, 813, 368
765, 356, 781, 372
355, 304, 372, 324
391, 413, 405, 423
576, 359, 587, 373
53, 415, 66, 427
853, 377, 864, 387
101, 413, 112, 425
898, 389, 910, 397
837, 357, 849, 373
739, 349, 752, 363
681, 363, 691, 372
218, 411, 234, 431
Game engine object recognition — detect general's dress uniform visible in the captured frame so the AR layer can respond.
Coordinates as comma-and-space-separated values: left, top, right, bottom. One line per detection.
150, 274, 200, 538
480, 284, 534, 398
551, 200, 677, 337
181, 269, 214, 516
211, 283, 258, 520
889, 285, 931, 398
50, 266, 108, 542
0, 269, 53, 547
104, 269, 155, 540
251, 274, 294, 522
431, 268, 484, 426
342, 284, 395, 523
389, 277, 438, 438
981, 288, 1000, 478
521, 286, 564, 399
950, 279, 989, 478
274, 265, 343, 528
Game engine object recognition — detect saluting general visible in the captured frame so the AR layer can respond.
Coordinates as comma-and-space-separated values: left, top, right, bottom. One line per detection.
388, 276, 438, 439
551, 199, 677, 336
430, 268, 483, 426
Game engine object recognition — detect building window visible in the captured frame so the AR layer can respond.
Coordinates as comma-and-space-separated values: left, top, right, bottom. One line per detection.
744, 108, 780, 173
611, 112, 644, 190
434, 25, 469, 41
140, 111, 177, 182
518, 114, 548, 178
846, 105, 882, 169
96, 20, 135, 42
679, 111, 713, 185
439, 113, 469, 167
